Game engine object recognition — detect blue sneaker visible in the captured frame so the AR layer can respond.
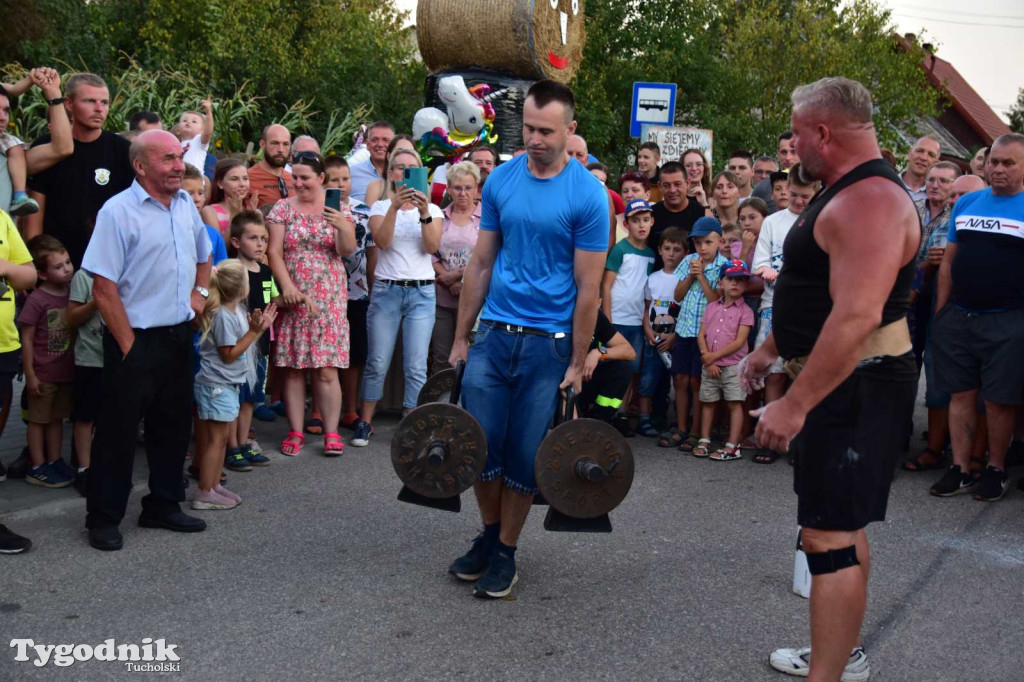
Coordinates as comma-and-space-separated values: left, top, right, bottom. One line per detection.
242, 445, 271, 467
224, 448, 253, 472
26, 462, 72, 488
53, 458, 77, 480
253, 404, 278, 422
269, 401, 287, 417
473, 543, 518, 598
449, 530, 497, 581
350, 421, 372, 447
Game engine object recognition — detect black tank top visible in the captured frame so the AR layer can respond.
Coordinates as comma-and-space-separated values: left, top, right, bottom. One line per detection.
772, 159, 920, 360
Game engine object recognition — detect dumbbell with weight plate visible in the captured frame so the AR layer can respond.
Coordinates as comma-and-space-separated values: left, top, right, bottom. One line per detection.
534, 387, 635, 532
391, 361, 487, 512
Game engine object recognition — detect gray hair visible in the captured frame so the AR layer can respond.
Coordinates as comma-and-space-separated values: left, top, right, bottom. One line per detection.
993, 133, 1024, 150
447, 160, 481, 186
292, 135, 320, 153
791, 77, 873, 124
928, 161, 961, 178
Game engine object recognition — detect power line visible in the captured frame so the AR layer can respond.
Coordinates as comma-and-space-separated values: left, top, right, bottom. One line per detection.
897, 3, 1024, 21
893, 11, 1024, 28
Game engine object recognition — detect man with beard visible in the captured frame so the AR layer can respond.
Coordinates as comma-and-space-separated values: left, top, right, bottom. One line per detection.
247, 124, 293, 210
469, 145, 499, 186
349, 121, 395, 203
25, 73, 133, 268
742, 77, 919, 682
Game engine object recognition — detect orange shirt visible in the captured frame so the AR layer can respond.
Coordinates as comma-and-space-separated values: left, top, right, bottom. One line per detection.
247, 164, 294, 208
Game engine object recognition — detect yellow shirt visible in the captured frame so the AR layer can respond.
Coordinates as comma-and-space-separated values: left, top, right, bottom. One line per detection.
0, 210, 32, 353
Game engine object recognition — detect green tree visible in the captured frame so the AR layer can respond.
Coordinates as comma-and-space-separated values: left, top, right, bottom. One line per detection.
574, 0, 940, 173
1008, 87, 1024, 134
9, 0, 425, 146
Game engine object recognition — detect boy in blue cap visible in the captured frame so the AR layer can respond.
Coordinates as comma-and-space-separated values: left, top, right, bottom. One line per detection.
664, 217, 729, 451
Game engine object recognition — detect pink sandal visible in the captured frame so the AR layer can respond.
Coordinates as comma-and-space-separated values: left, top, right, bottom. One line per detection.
280, 431, 305, 457
323, 432, 344, 457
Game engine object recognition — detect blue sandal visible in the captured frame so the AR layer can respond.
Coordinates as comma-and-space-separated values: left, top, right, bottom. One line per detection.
657, 428, 685, 448
636, 420, 660, 437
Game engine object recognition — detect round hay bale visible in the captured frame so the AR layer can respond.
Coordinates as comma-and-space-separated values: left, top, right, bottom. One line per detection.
425, 68, 536, 157
417, 0, 586, 83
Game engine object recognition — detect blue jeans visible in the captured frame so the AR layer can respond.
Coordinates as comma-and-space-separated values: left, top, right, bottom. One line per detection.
612, 323, 644, 373
639, 342, 669, 397
461, 322, 572, 494
362, 282, 436, 408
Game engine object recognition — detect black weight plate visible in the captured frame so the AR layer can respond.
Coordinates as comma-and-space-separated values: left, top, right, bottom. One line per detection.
417, 368, 457, 406
391, 403, 487, 499
534, 419, 634, 519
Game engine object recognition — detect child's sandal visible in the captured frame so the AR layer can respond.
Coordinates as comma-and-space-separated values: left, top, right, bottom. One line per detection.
679, 434, 700, 453
280, 431, 305, 457
692, 438, 712, 458
710, 443, 743, 461
323, 432, 344, 457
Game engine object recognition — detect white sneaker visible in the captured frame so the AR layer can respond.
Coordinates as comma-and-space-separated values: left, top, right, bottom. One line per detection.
769, 646, 870, 681
191, 488, 238, 510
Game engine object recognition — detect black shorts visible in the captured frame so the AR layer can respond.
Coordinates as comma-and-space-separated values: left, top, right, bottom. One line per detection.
347, 299, 369, 367
792, 352, 917, 531
72, 365, 104, 423
0, 349, 19, 405
930, 305, 1024, 405
670, 336, 702, 377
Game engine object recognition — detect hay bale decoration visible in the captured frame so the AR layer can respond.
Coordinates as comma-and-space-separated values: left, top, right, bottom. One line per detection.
417, 0, 586, 83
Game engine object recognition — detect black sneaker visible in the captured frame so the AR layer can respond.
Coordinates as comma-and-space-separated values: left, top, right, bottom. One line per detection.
973, 466, 1010, 502
930, 465, 977, 497
0, 525, 32, 554
613, 414, 636, 438
473, 544, 518, 599
449, 531, 497, 581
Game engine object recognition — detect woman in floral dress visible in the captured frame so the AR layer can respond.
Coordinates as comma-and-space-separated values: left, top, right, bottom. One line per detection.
267, 152, 356, 456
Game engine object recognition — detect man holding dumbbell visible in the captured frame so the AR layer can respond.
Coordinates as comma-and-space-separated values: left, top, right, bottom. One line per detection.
448, 80, 609, 598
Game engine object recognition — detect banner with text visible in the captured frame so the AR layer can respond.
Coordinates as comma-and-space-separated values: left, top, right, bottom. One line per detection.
641, 125, 713, 164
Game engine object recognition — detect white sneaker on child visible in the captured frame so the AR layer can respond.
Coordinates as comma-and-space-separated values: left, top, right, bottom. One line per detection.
215, 484, 242, 504
192, 488, 238, 510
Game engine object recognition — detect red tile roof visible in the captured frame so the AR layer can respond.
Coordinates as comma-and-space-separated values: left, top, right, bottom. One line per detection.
923, 54, 1011, 145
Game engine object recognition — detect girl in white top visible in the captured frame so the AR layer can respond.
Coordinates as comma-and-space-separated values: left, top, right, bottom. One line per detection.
352, 148, 443, 447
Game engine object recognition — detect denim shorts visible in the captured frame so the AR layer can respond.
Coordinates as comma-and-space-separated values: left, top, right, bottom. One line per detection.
612, 323, 644, 373
195, 383, 240, 422
639, 342, 670, 397
461, 321, 572, 495
239, 355, 267, 405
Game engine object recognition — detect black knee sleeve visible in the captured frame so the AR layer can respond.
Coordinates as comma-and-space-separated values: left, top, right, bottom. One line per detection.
805, 545, 860, 575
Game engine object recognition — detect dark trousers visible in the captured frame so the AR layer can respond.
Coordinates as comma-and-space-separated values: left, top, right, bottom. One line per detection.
86, 324, 193, 529
580, 360, 633, 424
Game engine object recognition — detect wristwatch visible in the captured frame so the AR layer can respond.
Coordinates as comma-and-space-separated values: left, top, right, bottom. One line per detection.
193, 286, 209, 299
47, 97, 65, 106
419, 215, 432, 224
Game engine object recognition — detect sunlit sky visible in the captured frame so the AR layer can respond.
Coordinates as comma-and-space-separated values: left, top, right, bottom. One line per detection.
395, 0, 1022, 122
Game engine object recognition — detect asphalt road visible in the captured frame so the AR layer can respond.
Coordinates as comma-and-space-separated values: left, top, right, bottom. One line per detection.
2, 410, 1023, 681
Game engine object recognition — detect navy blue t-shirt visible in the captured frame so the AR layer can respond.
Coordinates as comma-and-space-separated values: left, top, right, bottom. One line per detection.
479, 154, 609, 332
947, 188, 1024, 311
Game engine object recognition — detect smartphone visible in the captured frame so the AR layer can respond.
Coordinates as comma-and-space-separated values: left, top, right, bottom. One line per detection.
398, 167, 429, 197
324, 188, 342, 212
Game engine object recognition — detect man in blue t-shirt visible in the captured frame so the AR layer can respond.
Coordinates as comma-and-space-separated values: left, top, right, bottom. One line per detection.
448, 81, 609, 599
930, 133, 1024, 503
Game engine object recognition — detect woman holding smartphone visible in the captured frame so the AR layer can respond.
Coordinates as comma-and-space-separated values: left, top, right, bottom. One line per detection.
351, 148, 443, 447
267, 151, 356, 456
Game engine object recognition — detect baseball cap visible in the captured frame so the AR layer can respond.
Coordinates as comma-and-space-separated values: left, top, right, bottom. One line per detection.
624, 199, 653, 218
690, 216, 722, 238
719, 258, 751, 279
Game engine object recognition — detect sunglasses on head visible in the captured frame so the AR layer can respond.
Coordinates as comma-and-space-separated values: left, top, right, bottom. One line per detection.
291, 151, 324, 174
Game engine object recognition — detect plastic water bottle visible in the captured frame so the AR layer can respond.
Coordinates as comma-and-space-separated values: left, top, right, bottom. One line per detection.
930, 230, 948, 250
655, 338, 672, 369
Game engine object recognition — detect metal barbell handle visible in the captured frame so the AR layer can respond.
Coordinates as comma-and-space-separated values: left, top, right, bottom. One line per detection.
574, 458, 620, 482
427, 442, 448, 466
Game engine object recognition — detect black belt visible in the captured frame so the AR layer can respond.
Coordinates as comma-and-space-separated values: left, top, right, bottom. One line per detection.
378, 278, 433, 287
482, 320, 568, 339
